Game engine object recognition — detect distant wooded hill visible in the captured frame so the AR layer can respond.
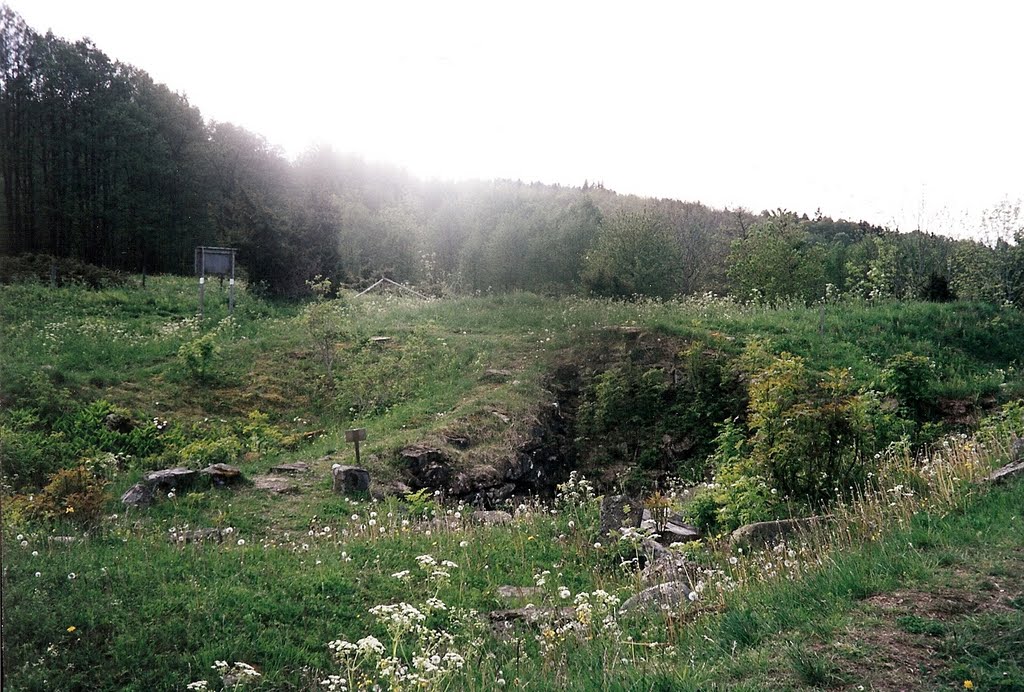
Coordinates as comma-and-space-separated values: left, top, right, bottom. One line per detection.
2, 6, 1021, 304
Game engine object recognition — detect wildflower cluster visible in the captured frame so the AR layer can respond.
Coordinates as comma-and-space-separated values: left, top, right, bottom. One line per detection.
188, 660, 261, 690
323, 555, 480, 691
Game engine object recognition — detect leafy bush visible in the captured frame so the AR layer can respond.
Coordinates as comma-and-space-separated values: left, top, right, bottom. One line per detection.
177, 332, 221, 382
53, 400, 165, 460
12, 466, 110, 526
576, 342, 745, 484
178, 437, 241, 468
879, 351, 935, 420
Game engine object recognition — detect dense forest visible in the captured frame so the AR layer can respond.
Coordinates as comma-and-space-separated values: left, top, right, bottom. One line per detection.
1, 6, 1022, 303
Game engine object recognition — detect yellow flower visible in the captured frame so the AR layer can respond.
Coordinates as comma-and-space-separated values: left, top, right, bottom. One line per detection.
65, 506, 75, 513
67, 626, 76, 633
964, 681, 974, 689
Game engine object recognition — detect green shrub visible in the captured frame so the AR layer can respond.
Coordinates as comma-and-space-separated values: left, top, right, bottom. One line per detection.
879, 351, 935, 420
13, 465, 110, 526
53, 400, 164, 460
178, 437, 241, 468
177, 332, 221, 382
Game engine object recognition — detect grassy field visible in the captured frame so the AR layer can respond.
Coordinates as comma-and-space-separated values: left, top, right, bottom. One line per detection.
2, 275, 1024, 690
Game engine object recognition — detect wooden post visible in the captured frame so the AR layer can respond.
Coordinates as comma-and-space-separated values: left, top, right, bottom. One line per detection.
228, 257, 236, 315
345, 428, 367, 466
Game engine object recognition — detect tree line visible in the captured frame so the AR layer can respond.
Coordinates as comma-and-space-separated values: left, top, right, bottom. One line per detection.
2, 6, 1021, 304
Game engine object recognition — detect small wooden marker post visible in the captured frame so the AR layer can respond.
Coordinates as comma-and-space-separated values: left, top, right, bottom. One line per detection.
345, 428, 367, 466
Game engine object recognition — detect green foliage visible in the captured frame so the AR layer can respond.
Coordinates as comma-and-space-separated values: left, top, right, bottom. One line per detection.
12, 466, 110, 526
879, 352, 935, 420
747, 355, 898, 508
0, 410, 68, 489
728, 214, 828, 303
178, 437, 242, 468
684, 420, 779, 534
303, 276, 348, 383
576, 341, 745, 484
582, 209, 682, 299
177, 333, 221, 382
402, 488, 439, 519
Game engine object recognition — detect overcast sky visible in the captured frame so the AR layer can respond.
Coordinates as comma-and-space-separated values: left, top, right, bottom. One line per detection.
11, 0, 1023, 237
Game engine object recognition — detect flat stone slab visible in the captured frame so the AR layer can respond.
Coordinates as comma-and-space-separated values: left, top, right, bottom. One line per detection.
620, 581, 694, 615
269, 462, 310, 474
471, 510, 513, 526
496, 585, 544, 599
642, 556, 699, 586
252, 475, 298, 494
656, 521, 702, 546
201, 463, 243, 486
143, 467, 197, 492
987, 459, 1024, 484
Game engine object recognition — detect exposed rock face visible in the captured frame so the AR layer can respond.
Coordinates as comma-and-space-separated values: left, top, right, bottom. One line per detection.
201, 463, 243, 486
620, 581, 694, 615
599, 494, 643, 537
471, 510, 514, 526
730, 516, 826, 549
332, 465, 371, 493
252, 475, 298, 494
121, 483, 153, 507
655, 521, 702, 546
402, 445, 453, 489
641, 556, 700, 586
489, 606, 576, 625
103, 412, 134, 434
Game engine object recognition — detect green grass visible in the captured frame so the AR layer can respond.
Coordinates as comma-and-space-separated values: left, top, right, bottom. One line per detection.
4, 276, 1024, 689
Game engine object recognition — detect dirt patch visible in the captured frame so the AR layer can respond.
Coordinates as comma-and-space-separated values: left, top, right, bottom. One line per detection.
829, 622, 943, 691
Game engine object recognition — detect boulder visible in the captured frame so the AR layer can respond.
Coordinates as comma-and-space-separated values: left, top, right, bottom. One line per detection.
620, 581, 694, 615
270, 462, 310, 474
103, 412, 135, 434
642, 556, 700, 586
401, 445, 453, 488
121, 482, 154, 508
472, 510, 514, 526
730, 516, 826, 550
201, 463, 243, 486
332, 465, 371, 493
481, 368, 514, 382
143, 467, 198, 493
252, 475, 298, 494
1013, 437, 1024, 462
599, 494, 643, 537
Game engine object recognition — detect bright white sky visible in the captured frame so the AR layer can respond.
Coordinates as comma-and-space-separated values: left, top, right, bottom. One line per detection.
11, 0, 1024, 237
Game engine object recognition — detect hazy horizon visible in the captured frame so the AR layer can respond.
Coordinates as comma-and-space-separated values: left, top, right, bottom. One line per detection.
10, 0, 1023, 238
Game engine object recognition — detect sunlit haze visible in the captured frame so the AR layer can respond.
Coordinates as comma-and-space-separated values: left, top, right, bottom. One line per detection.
12, 0, 1024, 236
